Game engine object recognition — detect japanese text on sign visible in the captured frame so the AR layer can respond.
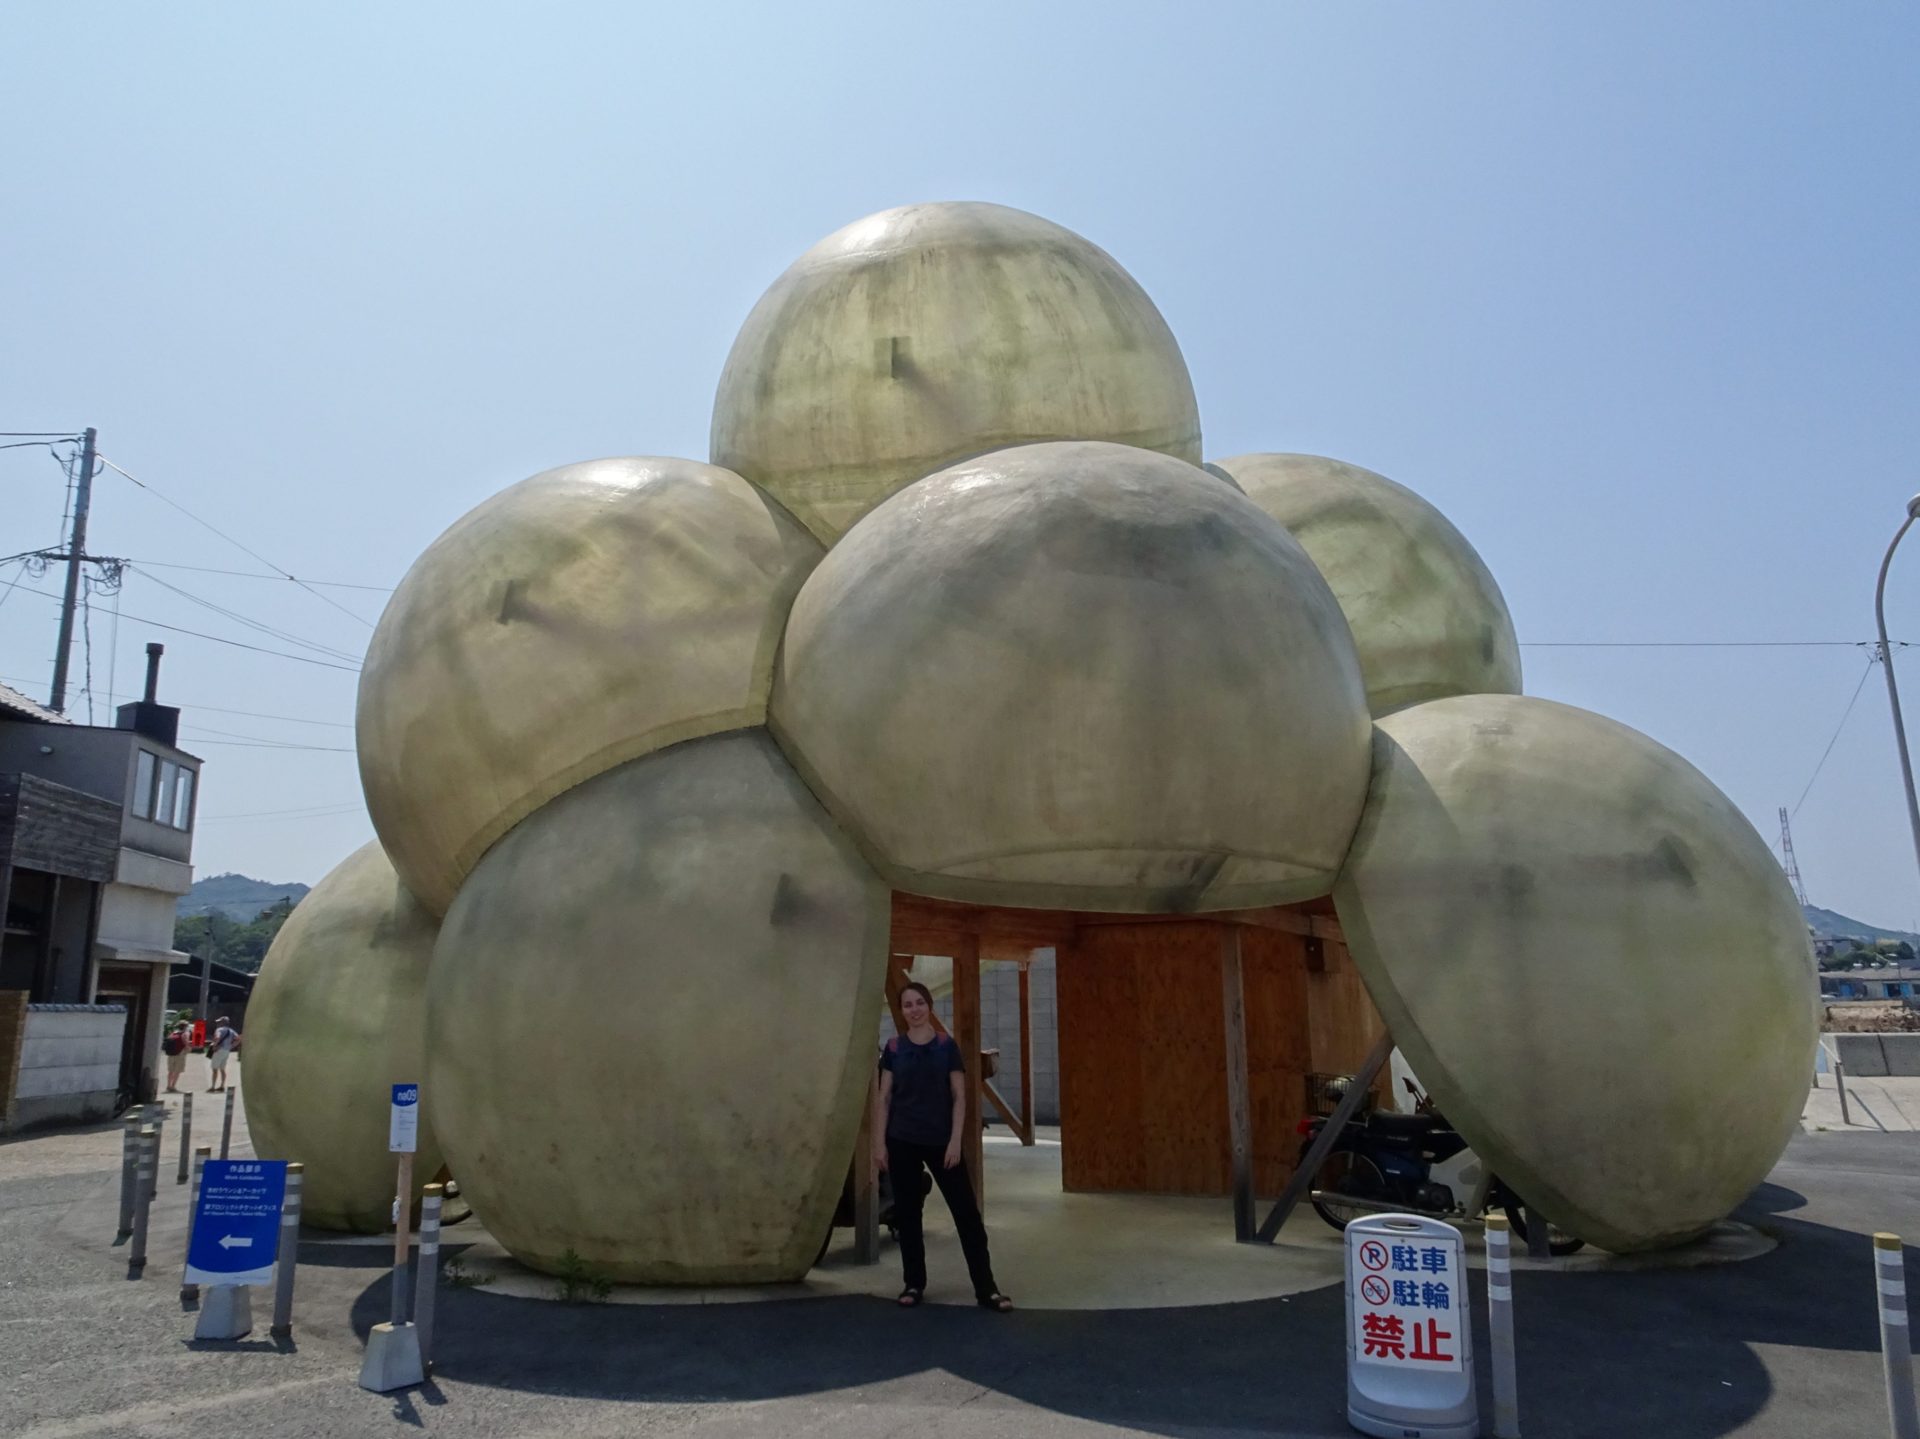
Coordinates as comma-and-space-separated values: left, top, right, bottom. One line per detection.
184, 1159, 288, 1287
1352, 1226, 1464, 1373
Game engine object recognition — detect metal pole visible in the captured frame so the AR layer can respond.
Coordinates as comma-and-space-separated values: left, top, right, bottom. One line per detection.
197, 946, 214, 1030
1875, 1233, 1919, 1439
182, 1144, 210, 1304
47, 427, 96, 714
177, 1092, 192, 1184
391, 1151, 414, 1325
1486, 1214, 1521, 1438
413, 1183, 444, 1372
1874, 502, 1920, 886
1837, 1057, 1854, 1127
220, 1086, 236, 1159
144, 1103, 166, 1198
117, 1116, 140, 1239
270, 1163, 303, 1340
127, 1127, 156, 1278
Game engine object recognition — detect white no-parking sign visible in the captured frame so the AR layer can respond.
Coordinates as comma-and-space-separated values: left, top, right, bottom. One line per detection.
1345, 1214, 1477, 1438
389, 1083, 419, 1154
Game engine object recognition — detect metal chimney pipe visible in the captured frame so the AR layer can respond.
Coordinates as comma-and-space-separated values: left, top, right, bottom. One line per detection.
142, 643, 163, 704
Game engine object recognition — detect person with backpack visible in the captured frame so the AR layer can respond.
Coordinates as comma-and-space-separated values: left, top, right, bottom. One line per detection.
873, 980, 1012, 1312
162, 1023, 190, 1092
206, 1017, 239, 1092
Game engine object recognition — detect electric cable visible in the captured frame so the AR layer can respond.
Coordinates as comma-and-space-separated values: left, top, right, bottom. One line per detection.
120, 558, 393, 592
6, 585, 360, 672
96, 455, 376, 628
129, 565, 364, 664
1791, 657, 1880, 819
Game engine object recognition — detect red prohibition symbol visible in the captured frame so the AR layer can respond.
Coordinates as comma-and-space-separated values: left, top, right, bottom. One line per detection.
1360, 1275, 1390, 1306
1359, 1240, 1389, 1272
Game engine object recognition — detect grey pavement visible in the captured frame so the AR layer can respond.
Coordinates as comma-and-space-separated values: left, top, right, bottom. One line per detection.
5, 1076, 1920, 1437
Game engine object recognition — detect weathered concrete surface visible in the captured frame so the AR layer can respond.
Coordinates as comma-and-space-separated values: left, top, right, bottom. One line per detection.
357, 456, 822, 914
1214, 452, 1522, 715
1333, 694, 1818, 1252
243, 840, 444, 1231
771, 440, 1373, 912
426, 730, 888, 1283
710, 201, 1202, 544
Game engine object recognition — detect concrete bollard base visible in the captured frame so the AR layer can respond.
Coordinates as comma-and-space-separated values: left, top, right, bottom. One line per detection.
194, 1285, 252, 1340
359, 1322, 425, 1393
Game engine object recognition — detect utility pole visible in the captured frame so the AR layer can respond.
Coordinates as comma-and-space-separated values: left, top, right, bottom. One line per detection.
47, 426, 98, 714
1778, 807, 1809, 906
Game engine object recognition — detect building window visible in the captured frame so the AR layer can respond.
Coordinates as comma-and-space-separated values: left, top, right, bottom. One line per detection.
133, 750, 197, 832
133, 750, 156, 820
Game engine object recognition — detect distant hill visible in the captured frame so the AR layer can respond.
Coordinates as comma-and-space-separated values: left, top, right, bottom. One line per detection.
178, 873, 311, 922
1803, 904, 1920, 948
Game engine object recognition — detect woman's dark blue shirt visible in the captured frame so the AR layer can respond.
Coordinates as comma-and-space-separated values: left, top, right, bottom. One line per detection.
880, 1032, 963, 1146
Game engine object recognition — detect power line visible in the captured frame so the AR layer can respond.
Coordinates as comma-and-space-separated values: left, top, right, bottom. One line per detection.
198, 802, 364, 823
121, 558, 393, 593
130, 565, 364, 664
182, 738, 356, 752
96, 455, 376, 628
1792, 656, 1879, 818
0, 430, 83, 437
7, 584, 361, 672
0, 673, 356, 729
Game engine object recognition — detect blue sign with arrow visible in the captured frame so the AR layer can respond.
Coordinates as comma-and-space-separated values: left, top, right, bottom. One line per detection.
184, 1159, 288, 1287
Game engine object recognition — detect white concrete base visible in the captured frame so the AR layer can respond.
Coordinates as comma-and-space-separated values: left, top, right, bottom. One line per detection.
359, 1321, 425, 1392
193, 1285, 252, 1340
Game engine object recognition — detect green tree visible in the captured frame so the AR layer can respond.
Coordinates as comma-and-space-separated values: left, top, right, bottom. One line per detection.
173, 897, 299, 975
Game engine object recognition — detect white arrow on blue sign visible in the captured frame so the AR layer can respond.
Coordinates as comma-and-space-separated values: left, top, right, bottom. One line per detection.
184, 1160, 288, 1287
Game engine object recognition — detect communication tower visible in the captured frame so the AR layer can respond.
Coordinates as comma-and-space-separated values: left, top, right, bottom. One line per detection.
1778, 806, 1809, 906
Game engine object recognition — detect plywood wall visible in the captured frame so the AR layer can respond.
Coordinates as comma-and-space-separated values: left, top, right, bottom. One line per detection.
1058, 919, 1387, 1198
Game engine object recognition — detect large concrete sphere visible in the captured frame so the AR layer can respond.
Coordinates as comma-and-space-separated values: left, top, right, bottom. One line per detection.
1332, 694, 1817, 1251
426, 730, 888, 1282
710, 202, 1203, 544
357, 456, 822, 914
243, 842, 443, 1232
771, 440, 1374, 913
1213, 453, 1522, 715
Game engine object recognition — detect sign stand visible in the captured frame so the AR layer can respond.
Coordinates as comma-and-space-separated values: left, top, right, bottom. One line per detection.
184, 1159, 288, 1341
360, 1083, 425, 1393
1346, 1213, 1478, 1438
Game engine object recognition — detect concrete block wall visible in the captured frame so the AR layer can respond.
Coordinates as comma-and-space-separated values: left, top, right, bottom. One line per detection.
1832, 1032, 1920, 1078
9, 1004, 125, 1129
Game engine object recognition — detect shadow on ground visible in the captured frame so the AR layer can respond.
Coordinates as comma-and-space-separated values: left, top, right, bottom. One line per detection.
321, 1171, 1912, 1439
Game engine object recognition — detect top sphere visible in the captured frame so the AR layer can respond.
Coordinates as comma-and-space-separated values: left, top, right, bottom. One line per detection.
710, 202, 1202, 544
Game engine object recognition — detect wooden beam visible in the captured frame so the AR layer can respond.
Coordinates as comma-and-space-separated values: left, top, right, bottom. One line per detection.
951, 933, 984, 1211
1018, 962, 1035, 1146
890, 892, 1078, 949
1255, 1030, 1393, 1243
982, 1077, 1028, 1141
1220, 926, 1255, 1241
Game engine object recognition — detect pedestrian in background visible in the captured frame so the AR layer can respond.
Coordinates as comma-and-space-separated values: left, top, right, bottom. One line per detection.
162, 1023, 189, 1092
207, 1016, 239, 1092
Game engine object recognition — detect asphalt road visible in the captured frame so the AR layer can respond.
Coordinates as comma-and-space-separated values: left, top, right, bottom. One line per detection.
4, 1121, 1918, 1438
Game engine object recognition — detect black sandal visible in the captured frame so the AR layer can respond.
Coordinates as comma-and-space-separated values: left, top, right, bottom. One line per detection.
897, 1288, 923, 1307
977, 1293, 1013, 1312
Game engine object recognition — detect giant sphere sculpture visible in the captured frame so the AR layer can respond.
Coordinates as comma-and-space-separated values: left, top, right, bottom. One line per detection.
1333, 694, 1817, 1251
771, 440, 1373, 912
245, 198, 1820, 1280
357, 456, 821, 914
1212, 453, 1523, 715
243, 841, 444, 1232
711, 201, 1203, 544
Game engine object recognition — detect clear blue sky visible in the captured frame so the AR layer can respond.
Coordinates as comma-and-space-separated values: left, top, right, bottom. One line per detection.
4, 4, 1917, 925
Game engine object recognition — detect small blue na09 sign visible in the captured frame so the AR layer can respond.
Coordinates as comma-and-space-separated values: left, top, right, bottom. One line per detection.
389, 1083, 419, 1153
184, 1160, 288, 1287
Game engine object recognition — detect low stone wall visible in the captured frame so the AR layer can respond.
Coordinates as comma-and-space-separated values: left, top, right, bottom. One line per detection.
6, 1004, 126, 1131
1829, 1032, 1920, 1078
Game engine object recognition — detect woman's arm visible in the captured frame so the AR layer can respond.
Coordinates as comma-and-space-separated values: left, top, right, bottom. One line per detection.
874, 1070, 892, 1170
945, 1069, 966, 1168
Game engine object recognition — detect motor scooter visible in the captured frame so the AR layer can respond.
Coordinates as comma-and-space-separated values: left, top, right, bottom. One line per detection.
1298, 1077, 1584, 1256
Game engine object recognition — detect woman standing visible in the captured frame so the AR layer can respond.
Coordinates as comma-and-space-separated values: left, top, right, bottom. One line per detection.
874, 981, 1012, 1311
162, 1023, 189, 1092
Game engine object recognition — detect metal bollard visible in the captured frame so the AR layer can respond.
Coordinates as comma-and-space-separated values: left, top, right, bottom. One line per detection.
414, 1184, 444, 1373
128, 1128, 157, 1278
117, 1117, 141, 1239
181, 1145, 211, 1304
1485, 1214, 1521, 1439
144, 1104, 166, 1202
176, 1093, 193, 1184
220, 1087, 236, 1160
1837, 1059, 1854, 1127
270, 1162, 304, 1339
1876, 1233, 1919, 1439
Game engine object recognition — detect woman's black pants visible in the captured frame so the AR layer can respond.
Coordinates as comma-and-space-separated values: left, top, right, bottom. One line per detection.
886, 1138, 999, 1300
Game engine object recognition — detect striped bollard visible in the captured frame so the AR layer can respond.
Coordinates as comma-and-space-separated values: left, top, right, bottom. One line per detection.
1876, 1233, 1919, 1439
220, 1088, 236, 1160
117, 1117, 141, 1239
270, 1163, 304, 1339
144, 1104, 166, 1202
181, 1145, 211, 1304
127, 1128, 158, 1278
176, 1093, 193, 1184
1485, 1214, 1521, 1438
414, 1183, 444, 1373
